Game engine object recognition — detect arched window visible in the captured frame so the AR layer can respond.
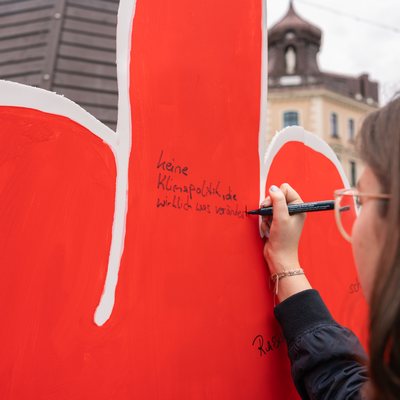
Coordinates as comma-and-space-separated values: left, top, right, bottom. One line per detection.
283, 111, 299, 128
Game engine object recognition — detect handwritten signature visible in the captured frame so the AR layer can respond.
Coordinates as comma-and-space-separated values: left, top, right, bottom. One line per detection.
252, 334, 284, 357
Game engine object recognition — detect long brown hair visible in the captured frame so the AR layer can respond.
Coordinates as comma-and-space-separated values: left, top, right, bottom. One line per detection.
358, 96, 400, 399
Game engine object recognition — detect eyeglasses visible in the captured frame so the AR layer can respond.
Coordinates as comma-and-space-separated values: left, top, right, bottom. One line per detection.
334, 188, 391, 243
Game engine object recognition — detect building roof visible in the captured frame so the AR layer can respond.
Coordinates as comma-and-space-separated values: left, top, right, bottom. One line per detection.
0, 0, 119, 130
267, 1, 379, 105
269, 1, 322, 44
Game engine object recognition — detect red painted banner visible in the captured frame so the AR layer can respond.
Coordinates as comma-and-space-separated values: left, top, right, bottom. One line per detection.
0, 0, 366, 398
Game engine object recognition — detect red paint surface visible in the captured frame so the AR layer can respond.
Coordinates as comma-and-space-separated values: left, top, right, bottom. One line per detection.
265, 141, 368, 347
0, 108, 117, 398
122, 0, 289, 397
0, 0, 367, 398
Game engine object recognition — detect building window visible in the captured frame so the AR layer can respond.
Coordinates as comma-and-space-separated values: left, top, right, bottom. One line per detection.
330, 112, 339, 138
350, 161, 357, 187
348, 118, 355, 141
283, 111, 299, 128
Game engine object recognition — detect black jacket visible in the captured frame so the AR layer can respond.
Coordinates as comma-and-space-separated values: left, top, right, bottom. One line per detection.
274, 289, 369, 400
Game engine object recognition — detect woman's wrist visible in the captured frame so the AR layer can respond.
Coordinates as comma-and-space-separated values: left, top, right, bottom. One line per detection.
268, 256, 301, 276
275, 274, 312, 303
267, 258, 311, 303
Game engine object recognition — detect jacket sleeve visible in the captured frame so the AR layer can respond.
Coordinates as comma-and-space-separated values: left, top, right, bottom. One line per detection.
274, 289, 369, 400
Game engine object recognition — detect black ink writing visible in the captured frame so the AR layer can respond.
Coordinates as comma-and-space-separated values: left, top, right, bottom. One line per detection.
156, 194, 192, 211
155, 151, 245, 219
195, 202, 211, 214
157, 150, 189, 176
252, 334, 284, 357
215, 203, 245, 219
222, 186, 237, 201
157, 173, 236, 202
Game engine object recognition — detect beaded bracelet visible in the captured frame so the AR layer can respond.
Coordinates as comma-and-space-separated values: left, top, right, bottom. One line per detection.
271, 268, 304, 295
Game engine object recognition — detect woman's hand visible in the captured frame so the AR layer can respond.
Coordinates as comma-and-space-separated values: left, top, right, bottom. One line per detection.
261, 183, 305, 274
261, 183, 312, 302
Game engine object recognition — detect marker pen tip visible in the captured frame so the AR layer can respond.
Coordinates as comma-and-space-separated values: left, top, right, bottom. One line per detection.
246, 209, 259, 215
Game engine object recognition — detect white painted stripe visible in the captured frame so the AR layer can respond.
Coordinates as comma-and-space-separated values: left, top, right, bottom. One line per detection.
0, 80, 117, 149
258, 0, 269, 231
94, 0, 137, 326
0, 0, 139, 327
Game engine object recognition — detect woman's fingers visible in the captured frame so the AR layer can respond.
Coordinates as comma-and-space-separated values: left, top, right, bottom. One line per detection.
261, 219, 271, 238
259, 195, 272, 238
261, 219, 267, 235
269, 185, 289, 218
260, 196, 271, 208
261, 214, 272, 238
262, 214, 272, 225
280, 183, 303, 205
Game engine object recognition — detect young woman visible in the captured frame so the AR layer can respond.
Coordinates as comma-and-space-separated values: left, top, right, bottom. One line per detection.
260, 97, 400, 400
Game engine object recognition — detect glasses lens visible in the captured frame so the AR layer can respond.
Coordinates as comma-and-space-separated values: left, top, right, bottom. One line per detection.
338, 193, 358, 239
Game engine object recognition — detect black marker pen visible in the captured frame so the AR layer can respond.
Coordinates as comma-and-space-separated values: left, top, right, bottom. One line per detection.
246, 200, 336, 216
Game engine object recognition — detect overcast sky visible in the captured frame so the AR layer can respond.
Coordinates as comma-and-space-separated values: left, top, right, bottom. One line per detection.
267, 0, 400, 104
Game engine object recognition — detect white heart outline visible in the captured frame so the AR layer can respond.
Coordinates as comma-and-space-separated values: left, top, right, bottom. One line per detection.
260, 125, 351, 236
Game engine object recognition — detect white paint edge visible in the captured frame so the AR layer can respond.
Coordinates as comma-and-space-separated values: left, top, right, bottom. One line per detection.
93, 0, 137, 326
260, 126, 351, 236
258, 0, 269, 208
0, 80, 117, 149
264, 126, 350, 189
0, 0, 138, 326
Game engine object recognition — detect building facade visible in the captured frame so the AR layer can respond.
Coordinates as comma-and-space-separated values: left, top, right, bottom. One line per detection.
267, 2, 379, 185
1, 1, 379, 184
0, 0, 119, 130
